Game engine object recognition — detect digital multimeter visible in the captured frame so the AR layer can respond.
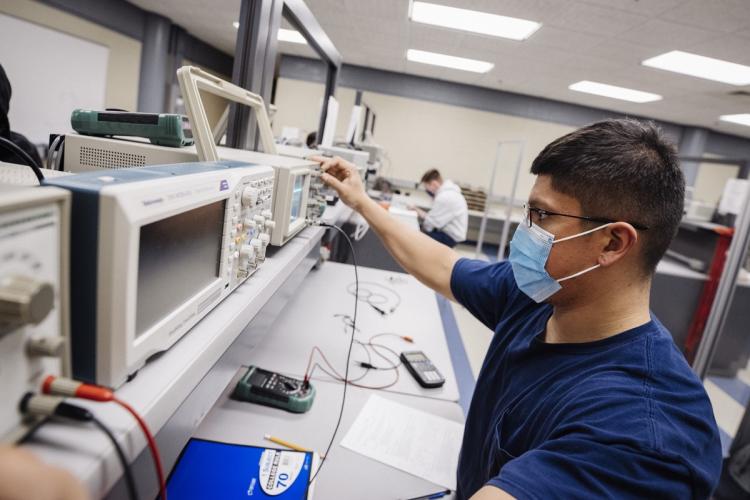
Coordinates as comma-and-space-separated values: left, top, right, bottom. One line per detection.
232, 366, 316, 413
71, 109, 194, 147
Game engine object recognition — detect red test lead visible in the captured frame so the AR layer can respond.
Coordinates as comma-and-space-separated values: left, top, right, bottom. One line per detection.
41, 376, 167, 500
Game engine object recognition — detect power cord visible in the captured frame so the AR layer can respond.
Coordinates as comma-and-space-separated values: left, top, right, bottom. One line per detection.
91, 416, 139, 500
303, 328, 413, 390
309, 222, 358, 485
0, 136, 45, 182
55, 137, 65, 171
41, 376, 167, 500
47, 135, 65, 171
19, 393, 139, 500
347, 281, 402, 315
47, 136, 62, 170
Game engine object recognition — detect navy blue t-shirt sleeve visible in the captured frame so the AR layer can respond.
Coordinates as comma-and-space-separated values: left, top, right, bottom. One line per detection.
489, 437, 695, 500
450, 259, 517, 330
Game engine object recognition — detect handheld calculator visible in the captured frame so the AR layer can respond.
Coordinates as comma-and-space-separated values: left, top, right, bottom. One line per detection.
400, 351, 445, 389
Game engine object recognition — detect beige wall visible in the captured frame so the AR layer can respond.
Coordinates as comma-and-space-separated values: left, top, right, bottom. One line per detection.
273, 77, 576, 201
0, 0, 141, 112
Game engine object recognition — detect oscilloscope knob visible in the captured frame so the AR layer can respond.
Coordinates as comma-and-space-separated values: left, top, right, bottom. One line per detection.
0, 275, 55, 326
241, 187, 260, 207
240, 244, 256, 264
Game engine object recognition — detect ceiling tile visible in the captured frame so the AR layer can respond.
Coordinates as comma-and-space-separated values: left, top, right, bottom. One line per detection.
340, 0, 408, 21
616, 18, 721, 49
344, 51, 407, 73
579, 0, 688, 16
454, 34, 529, 59
660, 0, 750, 33
523, 26, 604, 53
686, 34, 750, 66
407, 23, 464, 53
578, 38, 655, 66
544, 2, 650, 36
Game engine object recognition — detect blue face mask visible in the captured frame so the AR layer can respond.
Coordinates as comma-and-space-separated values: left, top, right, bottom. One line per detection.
509, 221, 610, 303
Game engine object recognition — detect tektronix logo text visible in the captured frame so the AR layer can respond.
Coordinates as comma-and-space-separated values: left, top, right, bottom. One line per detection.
220, 180, 229, 191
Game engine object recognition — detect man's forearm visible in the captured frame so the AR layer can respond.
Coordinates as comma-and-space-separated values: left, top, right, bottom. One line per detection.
357, 197, 458, 299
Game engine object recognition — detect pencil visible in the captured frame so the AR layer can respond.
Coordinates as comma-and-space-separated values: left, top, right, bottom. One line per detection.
263, 434, 311, 452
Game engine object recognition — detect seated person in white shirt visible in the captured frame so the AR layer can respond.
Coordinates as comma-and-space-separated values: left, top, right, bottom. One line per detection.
411, 169, 468, 248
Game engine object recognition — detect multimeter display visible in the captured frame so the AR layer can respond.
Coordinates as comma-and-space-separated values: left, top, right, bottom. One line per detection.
233, 366, 316, 413
403, 352, 428, 363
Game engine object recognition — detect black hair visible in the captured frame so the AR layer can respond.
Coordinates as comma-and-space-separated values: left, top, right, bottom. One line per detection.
0, 63, 11, 139
420, 168, 442, 184
306, 131, 317, 148
530, 118, 684, 275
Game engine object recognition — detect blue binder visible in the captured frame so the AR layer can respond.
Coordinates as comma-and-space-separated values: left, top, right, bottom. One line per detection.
167, 438, 318, 499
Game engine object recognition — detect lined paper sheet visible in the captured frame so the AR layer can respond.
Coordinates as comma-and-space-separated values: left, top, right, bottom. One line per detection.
340, 395, 464, 489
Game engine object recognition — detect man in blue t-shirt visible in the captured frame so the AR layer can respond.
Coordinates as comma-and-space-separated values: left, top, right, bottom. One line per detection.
315, 119, 722, 499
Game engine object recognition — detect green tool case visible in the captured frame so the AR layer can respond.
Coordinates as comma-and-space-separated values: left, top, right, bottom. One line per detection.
71, 108, 194, 147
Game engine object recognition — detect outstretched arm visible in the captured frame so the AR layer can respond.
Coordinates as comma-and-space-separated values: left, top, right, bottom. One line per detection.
314, 156, 459, 300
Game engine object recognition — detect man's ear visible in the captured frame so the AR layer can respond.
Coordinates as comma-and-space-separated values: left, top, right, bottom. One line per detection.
599, 222, 638, 267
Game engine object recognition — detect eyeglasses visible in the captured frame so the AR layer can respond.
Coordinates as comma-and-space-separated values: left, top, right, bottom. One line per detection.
523, 204, 649, 231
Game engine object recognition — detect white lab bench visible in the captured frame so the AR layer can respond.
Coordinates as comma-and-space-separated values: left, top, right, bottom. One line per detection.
22, 227, 465, 499
388, 205, 421, 231
194, 372, 463, 500
190, 260, 464, 499
232, 261, 460, 403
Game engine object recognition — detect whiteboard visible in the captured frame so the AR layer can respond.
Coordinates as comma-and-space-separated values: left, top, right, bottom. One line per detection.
0, 13, 109, 144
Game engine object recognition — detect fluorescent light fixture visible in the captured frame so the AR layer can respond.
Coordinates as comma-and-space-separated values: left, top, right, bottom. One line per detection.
642, 50, 750, 86
233, 23, 307, 45
569, 80, 662, 103
407, 49, 494, 73
720, 114, 750, 127
410, 1, 541, 41
277, 28, 307, 45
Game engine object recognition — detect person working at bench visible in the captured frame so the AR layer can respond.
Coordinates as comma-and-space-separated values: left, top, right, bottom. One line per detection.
0, 64, 43, 168
314, 119, 721, 499
410, 168, 468, 248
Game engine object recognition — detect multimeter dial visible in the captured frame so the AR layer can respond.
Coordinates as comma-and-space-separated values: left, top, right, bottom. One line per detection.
233, 366, 315, 413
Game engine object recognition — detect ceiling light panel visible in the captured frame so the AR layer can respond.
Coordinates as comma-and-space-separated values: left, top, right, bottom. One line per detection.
569, 80, 662, 103
720, 114, 750, 127
642, 50, 750, 86
407, 49, 494, 73
409, 1, 541, 41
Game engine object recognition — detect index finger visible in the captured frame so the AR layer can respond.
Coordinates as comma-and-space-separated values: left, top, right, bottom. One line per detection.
307, 154, 338, 173
308, 154, 329, 165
